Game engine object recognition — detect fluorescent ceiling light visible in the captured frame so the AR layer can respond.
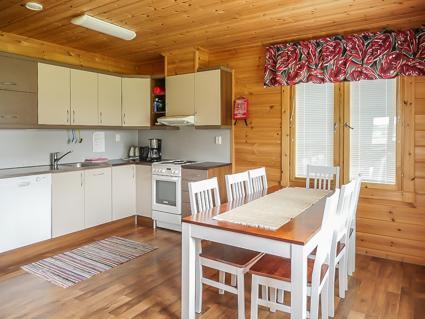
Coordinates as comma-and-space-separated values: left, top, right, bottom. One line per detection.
71, 14, 136, 41
25, 2, 43, 11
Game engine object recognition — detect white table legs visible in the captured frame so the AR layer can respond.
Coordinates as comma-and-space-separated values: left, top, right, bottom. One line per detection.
182, 223, 197, 319
291, 243, 308, 319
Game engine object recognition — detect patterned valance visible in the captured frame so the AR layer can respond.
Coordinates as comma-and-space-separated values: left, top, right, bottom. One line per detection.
264, 27, 425, 86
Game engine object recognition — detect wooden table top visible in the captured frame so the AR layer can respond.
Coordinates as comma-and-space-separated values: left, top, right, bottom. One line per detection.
182, 185, 327, 245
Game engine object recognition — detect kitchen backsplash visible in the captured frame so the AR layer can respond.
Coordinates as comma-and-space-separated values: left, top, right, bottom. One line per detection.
0, 129, 138, 169
138, 126, 231, 162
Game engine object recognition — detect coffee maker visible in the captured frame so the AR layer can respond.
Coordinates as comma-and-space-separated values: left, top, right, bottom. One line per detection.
147, 138, 162, 162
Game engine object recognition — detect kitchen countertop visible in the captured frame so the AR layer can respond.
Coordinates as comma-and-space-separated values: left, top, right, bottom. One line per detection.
0, 159, 153, 180
182, 162, 232, 170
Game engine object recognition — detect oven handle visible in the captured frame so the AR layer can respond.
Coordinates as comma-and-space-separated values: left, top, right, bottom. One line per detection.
152, 175, 180, 182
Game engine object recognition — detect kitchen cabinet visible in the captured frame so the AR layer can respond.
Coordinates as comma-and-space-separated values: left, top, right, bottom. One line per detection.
70, 69, 98, 125
38, 63, 71, 125
136, 165, 152, 217
0, 174, 51, 253
0, 55, 37, 93
194, 69, 232, 126
84, 168, 112, 228
112, 165, 136, 220
166, 73, 195, 116
122, 77, 150, 126
98, 73, 122, 126
51, 171, 85, 237
0, 90, 37, 125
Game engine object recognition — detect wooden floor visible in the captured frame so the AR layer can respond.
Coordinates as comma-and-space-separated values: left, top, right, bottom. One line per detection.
0, 225, 424, 319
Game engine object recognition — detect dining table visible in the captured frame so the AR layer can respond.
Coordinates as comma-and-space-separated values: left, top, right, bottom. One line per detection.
181, 185, 329, 319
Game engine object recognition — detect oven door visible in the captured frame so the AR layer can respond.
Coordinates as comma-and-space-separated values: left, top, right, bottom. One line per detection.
152, 174, 181, 214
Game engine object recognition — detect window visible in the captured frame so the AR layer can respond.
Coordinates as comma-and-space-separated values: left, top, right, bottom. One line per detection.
295, 83, 334, 177
350, 79, 397, 184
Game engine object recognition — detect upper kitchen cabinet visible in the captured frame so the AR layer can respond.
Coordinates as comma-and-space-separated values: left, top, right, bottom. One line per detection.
122, 77, 150, 127
0, 56, 37, 126
166, 73, 195, 116
194, 69, 232, 126
98, 74, 122, 126
70, 69, 98, 125
38, 63, 71, 125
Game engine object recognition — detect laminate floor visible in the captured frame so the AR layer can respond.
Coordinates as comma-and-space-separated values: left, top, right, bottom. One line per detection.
0, 226, 423, 318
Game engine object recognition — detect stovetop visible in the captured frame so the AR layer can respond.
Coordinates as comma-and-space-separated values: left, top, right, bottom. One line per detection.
152, 160, 199, 177
154, 160, 198, 166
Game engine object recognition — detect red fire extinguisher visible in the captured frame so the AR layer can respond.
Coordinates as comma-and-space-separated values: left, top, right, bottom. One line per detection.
233, 96, 249, 126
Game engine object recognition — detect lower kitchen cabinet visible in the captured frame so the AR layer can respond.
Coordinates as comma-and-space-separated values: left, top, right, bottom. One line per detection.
112, 165, 136, 220
84, 167, 112, 228
136, 165, 152, 217
52, 171, 85, 237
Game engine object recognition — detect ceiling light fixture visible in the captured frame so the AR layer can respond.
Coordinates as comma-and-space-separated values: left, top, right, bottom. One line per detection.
25, 2, 43, 11
71, 14, 136, 41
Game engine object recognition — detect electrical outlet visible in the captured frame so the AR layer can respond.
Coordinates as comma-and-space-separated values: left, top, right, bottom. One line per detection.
215, 136, 222, 145
115, 134, 121, 142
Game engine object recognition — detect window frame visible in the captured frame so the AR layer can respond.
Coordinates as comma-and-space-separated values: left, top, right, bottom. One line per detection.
288, 79, 401, 191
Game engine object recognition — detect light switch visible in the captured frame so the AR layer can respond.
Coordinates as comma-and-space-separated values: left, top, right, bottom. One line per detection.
115, 134, 121, 142
215, 136, 222, 145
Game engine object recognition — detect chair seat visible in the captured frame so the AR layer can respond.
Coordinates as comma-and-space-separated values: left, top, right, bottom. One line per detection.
249, 254, 329, 284
200, 243, 261, 268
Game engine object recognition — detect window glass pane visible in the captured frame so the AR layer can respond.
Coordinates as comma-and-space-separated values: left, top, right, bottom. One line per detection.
295, 83, 334, 177
350, 79, 397, 184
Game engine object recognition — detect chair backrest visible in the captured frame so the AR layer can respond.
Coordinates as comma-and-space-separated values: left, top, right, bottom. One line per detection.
188, 177, 221, 214
335, 179, 357, 242
306, 165, 340, 190
248, 167, 268, 193
311, 189, 340, 288
225, 171, 252, 202
348, 176, 362, 229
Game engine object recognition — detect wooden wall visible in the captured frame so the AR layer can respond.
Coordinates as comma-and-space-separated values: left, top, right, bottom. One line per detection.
207, 46, 425, 265
207, 46, 283, 186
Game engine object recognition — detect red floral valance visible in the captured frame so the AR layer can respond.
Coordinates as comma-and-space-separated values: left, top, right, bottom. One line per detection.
264, 27, 425, 86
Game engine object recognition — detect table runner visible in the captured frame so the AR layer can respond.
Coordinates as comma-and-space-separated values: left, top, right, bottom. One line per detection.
213, 187, 329, 230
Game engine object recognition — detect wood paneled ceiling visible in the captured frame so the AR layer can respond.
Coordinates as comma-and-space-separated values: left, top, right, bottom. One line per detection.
1, 0, 425, 64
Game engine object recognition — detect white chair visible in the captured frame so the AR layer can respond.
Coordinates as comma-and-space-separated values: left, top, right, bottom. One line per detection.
188, 177, 262, 319
248, 167, 268, 192
249, 190, 340, 319
306, 165, 340, 190
328, 179, 356, 317
348, 176, 362, 276
225, 171, 252, 202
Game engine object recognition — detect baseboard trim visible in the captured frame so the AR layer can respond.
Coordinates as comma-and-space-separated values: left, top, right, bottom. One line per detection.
136, 215, 154, 227
0, 216, 137, 275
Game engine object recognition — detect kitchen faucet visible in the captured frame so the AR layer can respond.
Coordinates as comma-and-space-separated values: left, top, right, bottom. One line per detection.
50, 151, 72, 169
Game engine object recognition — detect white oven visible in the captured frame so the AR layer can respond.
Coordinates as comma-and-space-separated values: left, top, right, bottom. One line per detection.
152, 173, 181, 215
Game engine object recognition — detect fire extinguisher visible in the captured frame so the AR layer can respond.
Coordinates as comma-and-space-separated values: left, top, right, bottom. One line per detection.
233, 96, 249, 126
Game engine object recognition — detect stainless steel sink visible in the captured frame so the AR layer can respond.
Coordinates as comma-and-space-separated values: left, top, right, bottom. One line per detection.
60, 162, 102, 168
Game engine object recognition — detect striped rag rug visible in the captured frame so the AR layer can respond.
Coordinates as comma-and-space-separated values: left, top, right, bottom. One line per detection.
21, 236, 157, 288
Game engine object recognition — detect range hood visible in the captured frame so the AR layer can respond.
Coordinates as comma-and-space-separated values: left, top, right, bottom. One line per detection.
156, 115, 195, 126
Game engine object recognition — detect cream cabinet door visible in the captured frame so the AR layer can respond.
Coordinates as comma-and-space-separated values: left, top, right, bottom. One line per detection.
98, 74, 122, 126
122, 78, 150, 127
166, 73, 195, 116
51, 171, 84, 237
84, 168, 112, 228
136, 165, 152, 217
194, 69, 221, 125
112, 165, 136, 220
71, 69, 98, 125
38, 63, 71, 125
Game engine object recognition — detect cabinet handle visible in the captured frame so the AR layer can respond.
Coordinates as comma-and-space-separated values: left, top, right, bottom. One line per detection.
100, 111, 103, 124
73, 110, 75, 123
123, 113, 126, 125
93, 172, 105, 176
0, 81, 17, 86
66, 110, 70, 123
18, 181, 31, 188
81, 172, 83, 187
